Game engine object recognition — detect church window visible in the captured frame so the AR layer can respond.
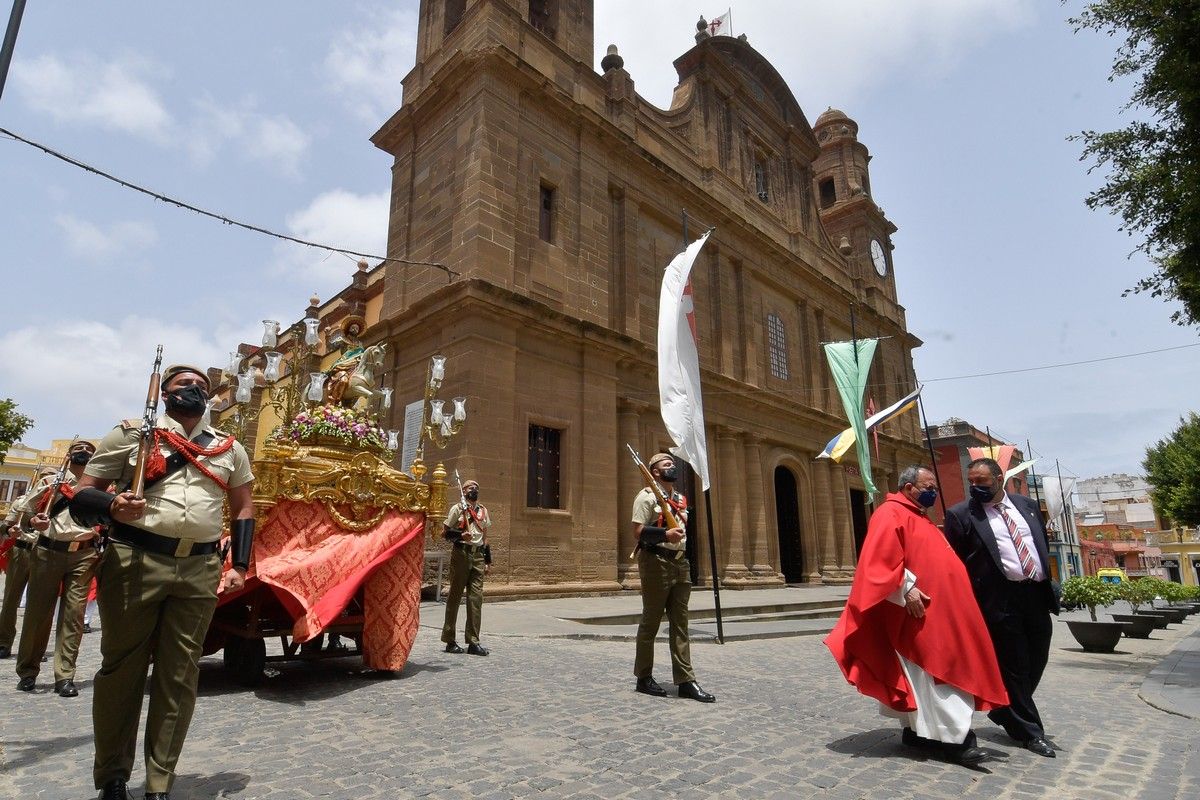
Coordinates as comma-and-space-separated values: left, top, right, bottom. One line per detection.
539, 183, 555, 243
445, 0, 466, 34
819, 177, 836, 209
0, 480, 9, 502
527, 424, 562, 508
767, 313, 789, 380
10, 480, 26, 500
529, 0, 557, 38
753, 160, 769, 203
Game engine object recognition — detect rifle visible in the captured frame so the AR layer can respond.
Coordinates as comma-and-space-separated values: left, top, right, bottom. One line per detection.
626, 444, 681, 560
451, 469, 475, 543
130, 345, 164, 499
35, 438, 78, 522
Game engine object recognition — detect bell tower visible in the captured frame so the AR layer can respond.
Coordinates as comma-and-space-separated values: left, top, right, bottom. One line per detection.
812, 107, 898, 306
409, 1, 594, 103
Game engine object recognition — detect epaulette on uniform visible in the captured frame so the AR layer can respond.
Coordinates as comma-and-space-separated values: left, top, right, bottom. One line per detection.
119, 419, 142, 431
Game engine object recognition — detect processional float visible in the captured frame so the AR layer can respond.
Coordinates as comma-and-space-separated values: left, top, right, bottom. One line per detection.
205, 312, 464, 684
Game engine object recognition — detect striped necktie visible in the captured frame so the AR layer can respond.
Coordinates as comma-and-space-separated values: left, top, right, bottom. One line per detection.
995, 503, 1040, 580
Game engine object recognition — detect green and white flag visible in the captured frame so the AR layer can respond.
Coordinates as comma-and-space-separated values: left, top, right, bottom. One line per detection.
822, 339, 879, 500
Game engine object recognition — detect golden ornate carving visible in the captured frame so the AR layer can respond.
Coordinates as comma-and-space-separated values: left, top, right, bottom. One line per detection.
252, 438, 445, 531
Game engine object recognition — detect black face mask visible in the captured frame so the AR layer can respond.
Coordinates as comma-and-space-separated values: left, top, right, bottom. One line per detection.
465, 489, 479, 501
970, 483, 998, 505
659, 467, 678, 482
165, 384, 209, 415
70, 451, 92, 466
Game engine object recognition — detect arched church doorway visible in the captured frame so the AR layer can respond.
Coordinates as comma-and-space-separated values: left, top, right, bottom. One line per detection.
775, 466, 804, 583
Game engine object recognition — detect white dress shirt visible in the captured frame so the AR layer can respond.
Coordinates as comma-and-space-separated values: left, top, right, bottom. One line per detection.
982, 492, 1044, 582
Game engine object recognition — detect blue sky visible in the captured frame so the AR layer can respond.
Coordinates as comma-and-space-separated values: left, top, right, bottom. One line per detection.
0, 1, 1195, 483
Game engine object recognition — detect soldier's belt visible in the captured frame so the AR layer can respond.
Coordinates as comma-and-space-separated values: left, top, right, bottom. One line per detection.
13, 539, 33, 551
110, 522, 220, 558
36, 535, 97, 553
644, 544, 686, 561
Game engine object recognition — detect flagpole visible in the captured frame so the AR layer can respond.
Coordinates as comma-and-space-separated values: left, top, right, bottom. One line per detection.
681, 207, 724, 644
905, 359, 946, 521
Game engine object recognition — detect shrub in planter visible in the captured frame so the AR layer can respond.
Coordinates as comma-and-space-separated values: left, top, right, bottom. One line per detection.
1117, 579, 1157, 615
1060, 576, 1118, 622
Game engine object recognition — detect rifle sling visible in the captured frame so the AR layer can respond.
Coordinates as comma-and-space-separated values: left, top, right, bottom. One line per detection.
121, 432, 216, 494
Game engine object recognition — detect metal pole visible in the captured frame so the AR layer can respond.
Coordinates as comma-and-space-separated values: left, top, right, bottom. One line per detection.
0, 0, 29, 103
916, 393, 948, 522
703, 488, 724, 644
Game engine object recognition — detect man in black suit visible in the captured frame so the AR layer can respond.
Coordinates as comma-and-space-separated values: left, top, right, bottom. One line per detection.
943, 457, 1059, 759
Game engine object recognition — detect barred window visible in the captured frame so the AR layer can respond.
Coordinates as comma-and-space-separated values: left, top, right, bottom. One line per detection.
527, 424, 562, 508
767, 313, 789, 380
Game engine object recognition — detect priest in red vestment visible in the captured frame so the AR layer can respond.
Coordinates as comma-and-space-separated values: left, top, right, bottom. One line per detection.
825, 465, 1008, 766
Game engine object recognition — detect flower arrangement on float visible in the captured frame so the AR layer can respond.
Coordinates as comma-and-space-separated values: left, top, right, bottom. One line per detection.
282, 404, 388, 450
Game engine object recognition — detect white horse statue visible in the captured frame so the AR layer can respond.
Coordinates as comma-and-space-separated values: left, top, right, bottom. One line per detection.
328, 343, 388, 410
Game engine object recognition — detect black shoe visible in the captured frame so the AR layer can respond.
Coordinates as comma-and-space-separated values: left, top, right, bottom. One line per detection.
54, 679, 78, 698
326, 634, 348, 652
1024, 737, 1056, 758
901, 727, 938, 750
83, 622, 93, 634
635, 676, 668, 697
0, 645, 10, 659
948, 746, 989, 765
678, 680, 716, 703
444, 641, 464, 654
466, 643, 489, 656
145, 793, 170, 800
16, 676, 35, 692
97, 778, 131, 800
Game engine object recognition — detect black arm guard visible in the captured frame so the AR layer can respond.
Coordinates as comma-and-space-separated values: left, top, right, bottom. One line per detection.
231, 518, 255, 571
70, 487, 116, 528
483, 544, 492, 566
443, 525, 464, 542
638, 526, 668, 546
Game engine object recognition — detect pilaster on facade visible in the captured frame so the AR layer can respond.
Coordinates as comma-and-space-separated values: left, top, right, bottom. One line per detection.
742, 433, 785, 587
715, 426, 754, 586
827, 465, 855, 583
616, 395, 652, 589
813, 457, 838, 581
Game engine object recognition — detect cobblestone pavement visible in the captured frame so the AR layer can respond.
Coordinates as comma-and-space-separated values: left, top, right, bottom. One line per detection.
1, 610, 1197, 800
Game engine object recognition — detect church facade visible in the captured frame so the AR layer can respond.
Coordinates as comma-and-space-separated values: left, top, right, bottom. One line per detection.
366, 0, 926, 594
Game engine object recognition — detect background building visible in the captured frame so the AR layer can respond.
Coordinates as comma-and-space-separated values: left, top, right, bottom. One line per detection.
223, 2, 929, 595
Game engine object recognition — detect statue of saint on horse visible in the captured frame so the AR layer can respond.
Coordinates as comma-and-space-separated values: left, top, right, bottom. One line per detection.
324, 343, 388, 409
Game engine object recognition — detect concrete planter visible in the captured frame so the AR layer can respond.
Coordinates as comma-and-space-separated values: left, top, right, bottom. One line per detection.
1065, 620, 1124, 653
1110, 614, 1155, 639
1134, 611, 1171, 629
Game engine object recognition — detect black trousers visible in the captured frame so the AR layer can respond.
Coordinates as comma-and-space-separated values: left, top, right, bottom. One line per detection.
985, 580, 1053, 741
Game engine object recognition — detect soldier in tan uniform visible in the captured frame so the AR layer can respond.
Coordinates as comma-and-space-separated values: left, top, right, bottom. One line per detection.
631, 453, 714, 703
14, 441, 100, 697
0, 467, 55, 660
441, 479, 492, 656
70, 365, 255, 800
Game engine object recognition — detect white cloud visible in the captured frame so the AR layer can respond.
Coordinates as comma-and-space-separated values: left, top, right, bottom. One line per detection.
0, 317, 229, 447
596, 0, 1037, 111
54, 214, 157, 264
270, 189, 390, 295
13, 53, 173, 141
324, 7, 419, 123
189, 95, 311, 176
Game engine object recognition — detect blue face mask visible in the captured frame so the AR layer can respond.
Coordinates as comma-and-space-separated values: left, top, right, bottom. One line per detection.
970, 484, 997, 505
916, 488, 938, 508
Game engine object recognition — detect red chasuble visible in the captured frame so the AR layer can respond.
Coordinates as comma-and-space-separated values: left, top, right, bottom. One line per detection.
824, 493, 1008, 713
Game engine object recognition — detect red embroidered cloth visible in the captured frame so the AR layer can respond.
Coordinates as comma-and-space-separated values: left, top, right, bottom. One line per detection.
216, 500, 426, 671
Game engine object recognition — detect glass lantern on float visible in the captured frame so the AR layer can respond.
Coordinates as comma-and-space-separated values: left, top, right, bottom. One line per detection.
219, 313, 330, 457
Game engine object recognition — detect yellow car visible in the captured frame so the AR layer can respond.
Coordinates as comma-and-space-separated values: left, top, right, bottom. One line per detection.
1096, 567, 1129, 584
